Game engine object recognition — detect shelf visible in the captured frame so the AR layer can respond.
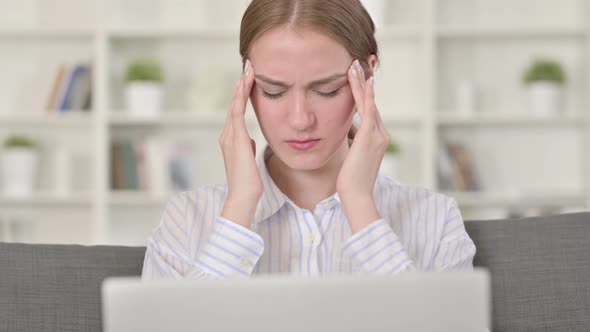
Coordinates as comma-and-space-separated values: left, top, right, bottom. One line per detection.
0, 28, 94, 39
109, 191, 170, 207
437, 25, 586, 39
0, 112, 94, 127
108, 111, 256, 127
437, 112, 587, 127
0, 192, 93, 207
444, 190, 588, 208
108, 27, 239, 40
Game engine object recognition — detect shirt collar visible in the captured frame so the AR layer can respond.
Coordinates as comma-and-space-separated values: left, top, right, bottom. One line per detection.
251, 146, 387, 224
252, 147, 288, 224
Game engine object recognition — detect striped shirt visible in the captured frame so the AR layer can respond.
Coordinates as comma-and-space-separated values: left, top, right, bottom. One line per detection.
142, 151, 476, 279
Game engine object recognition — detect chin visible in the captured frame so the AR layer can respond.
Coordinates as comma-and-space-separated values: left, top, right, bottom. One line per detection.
272, 140, 346, 172
271, 144, 329, 171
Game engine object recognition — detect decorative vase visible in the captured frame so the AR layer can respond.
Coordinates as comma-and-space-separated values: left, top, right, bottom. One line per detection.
1, 148, 38, 198
526, 82, 563, 117
125, 82, 163, 118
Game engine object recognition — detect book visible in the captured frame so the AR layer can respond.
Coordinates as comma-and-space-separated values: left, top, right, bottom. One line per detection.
45, 62, 94, 112
58, 64, 85, 111
121, 142, 139, 190
45, 64, 67, 111
110, 142, 126, 190
440, 142, 482, 191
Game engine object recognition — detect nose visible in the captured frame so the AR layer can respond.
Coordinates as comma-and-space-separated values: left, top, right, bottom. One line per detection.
288, 92, 315, 131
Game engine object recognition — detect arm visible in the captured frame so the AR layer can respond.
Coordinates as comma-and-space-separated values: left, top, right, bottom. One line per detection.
141, 191, 264, 280
341, 196, 475, 274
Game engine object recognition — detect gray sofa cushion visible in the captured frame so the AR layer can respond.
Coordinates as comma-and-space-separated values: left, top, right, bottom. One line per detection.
0, 243, 145, 332
465, 212, 590, 331
1, 212, 589, 332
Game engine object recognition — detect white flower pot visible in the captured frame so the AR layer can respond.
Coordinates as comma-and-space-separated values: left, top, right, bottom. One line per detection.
125, 82, 163, 118
1, 148, 38, 198
361, 0, 387, 28
380, 154, 399, 178
526, 82, 563, 117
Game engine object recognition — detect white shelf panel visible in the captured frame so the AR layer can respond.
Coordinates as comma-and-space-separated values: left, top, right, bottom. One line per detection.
437, 112, 587, 127
444, 190, 588, 208
107, 28, 239, 40
108, 111, 256, 127
0, 112, 94, 127
437, 25, 586, 39
0, 192, 93, 207
0, 29, 94, 39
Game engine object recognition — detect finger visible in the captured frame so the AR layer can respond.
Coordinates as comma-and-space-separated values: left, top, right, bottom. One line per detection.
237, 59, 255, 114
364, 76, 380, 126
348, 60, 365, 118
355, 60, 367, 91
231, 62, 253, 139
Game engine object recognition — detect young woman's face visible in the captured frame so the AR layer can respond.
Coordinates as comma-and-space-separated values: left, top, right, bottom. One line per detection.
248, 26, 356, 171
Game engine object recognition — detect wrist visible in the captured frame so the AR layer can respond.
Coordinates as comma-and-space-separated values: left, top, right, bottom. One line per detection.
222, 195, 260, 228
341, 195, 381, 235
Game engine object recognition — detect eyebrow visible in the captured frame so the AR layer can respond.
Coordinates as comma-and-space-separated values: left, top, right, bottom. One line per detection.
255, 72, 348, 89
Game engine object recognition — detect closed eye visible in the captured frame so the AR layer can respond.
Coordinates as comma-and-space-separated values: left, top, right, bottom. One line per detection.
317, 89, 341, 98
262, 89, 341, 100
262, 91, 284, 100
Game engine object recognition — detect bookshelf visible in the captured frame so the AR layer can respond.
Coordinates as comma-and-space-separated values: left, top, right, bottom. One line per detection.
0, 0, 589, 245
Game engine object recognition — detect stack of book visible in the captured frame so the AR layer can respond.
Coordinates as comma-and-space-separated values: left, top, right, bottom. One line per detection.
110, 139, 196, 193
45, 62, 92, 112
437, 142, 482, 191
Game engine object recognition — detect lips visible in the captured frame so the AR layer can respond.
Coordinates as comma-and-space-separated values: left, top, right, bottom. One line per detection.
286, 139, 320, 151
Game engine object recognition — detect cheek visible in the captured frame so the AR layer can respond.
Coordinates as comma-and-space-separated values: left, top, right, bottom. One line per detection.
319, 91, 355, 125
250, 93, 285, 138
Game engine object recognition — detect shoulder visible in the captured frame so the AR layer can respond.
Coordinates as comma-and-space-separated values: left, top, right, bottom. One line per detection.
185, 184, 228, 202
164, 184, 228, 211
375, 174, 458, 214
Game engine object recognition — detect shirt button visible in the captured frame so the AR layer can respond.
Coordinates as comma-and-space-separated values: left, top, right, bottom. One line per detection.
310, 234, 318, 245
241, 257, 253, 269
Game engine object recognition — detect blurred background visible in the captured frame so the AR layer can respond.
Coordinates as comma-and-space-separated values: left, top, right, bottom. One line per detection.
0, 0, 588, 246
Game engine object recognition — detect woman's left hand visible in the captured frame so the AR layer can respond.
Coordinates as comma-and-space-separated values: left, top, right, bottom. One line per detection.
336, 59, 390, 234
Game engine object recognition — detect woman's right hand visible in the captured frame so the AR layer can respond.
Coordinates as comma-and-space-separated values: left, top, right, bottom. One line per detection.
219, 60, 263, 229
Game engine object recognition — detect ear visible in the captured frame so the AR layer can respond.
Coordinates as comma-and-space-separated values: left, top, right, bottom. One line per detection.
366, 54, 377, 78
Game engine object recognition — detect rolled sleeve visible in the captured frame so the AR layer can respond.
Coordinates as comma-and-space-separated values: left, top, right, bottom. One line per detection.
190, 217, 264, 278
432, 198, 476, 271
342, 219, 415, 274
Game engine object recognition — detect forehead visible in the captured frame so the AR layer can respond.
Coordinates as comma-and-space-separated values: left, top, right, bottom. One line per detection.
249, 26, 353, 76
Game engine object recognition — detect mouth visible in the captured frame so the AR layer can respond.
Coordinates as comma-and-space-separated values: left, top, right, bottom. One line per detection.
286, 139, 321, 151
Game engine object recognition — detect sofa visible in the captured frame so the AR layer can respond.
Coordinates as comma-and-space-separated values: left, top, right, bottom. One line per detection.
1, 212, 589, 332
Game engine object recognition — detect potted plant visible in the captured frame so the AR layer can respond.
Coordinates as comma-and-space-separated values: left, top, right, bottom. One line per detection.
125, 58, 164, 118
523, 59, 566, 117
1, 135, 39, 198
380, 140, 401, 178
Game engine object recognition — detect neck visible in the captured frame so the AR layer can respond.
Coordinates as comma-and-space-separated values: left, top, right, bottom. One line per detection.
266, 142, 348, 212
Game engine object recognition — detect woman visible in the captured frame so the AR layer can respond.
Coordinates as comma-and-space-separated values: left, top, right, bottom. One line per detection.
142, 0, 476, 279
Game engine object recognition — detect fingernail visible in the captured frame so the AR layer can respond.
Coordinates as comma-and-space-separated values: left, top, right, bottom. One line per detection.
350, 64, 357, 78
356, 61, 364, 78
244, 60, 251, 76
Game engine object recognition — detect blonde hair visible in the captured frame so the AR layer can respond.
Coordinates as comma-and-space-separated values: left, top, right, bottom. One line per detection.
239, 0, 380, 142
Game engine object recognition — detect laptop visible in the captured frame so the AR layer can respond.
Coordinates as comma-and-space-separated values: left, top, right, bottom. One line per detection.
102, 269, 491, 332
